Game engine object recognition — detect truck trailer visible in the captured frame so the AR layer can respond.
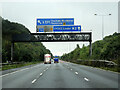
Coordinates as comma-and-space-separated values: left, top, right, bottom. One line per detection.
54, 56, 59, 63
44, 54, 51, 64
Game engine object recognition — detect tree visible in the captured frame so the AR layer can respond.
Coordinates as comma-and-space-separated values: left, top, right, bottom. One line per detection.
77, 44, 80, 48
2, 17, 52, 62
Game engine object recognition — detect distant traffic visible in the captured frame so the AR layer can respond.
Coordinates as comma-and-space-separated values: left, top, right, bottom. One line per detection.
44, 54, 59, 64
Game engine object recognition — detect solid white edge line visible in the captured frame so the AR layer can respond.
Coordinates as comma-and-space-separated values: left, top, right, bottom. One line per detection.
32, 79, 37, 84
84, 78, 89, 81
0, 64, 42, 77
0, 73, 9, 77
76, 63, 120, 74
75, 72, 78, 74
0, 68, 29, 77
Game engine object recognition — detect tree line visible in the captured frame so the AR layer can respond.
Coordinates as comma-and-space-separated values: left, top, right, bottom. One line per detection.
1, 16, 52, 63
61, 32, 120, 65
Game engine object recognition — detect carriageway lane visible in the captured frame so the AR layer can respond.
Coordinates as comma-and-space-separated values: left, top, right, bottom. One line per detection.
63, 61, 119, 88
2, 61, 119, 88
2, 63, 50, 88
30, 62, 91, 88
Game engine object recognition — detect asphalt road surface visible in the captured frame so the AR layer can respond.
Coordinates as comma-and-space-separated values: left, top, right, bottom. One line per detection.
1, 60, 119, 89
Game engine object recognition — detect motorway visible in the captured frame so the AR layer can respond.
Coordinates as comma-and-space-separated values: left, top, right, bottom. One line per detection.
1, 60, 119, 89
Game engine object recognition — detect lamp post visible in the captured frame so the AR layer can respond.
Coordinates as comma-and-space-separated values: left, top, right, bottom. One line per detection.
94, 14, 111, 39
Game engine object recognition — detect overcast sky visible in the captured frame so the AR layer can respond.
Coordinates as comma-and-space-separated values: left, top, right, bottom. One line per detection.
0, 0, 119, 56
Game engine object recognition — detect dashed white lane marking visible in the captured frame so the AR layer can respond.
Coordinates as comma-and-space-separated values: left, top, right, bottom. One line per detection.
40, 73, 43, 76
71, 69, 72, 70
84, 78, 89, 81
75, 72, 78, 75
32, 79, 37, 84
44, 70, 46, 72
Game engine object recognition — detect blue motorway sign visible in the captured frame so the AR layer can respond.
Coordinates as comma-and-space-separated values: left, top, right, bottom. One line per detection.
37, 18, 74, 25
53, 25, 81, 32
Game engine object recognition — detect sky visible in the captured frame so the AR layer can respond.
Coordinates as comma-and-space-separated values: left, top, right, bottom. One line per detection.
0, 0, 119, 56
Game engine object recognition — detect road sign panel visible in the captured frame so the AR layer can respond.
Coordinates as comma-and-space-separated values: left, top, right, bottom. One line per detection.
53, 25, 81, 32
36, 18, 74, 25
39, 28, 44, 32
37, 25, 53, 32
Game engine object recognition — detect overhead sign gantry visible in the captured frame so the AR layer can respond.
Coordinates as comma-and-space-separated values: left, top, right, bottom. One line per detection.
11, 18, 92, 62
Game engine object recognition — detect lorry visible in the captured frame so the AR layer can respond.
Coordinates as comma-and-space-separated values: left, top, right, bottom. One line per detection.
44, 54, 51, 64
54, 56, 59, 63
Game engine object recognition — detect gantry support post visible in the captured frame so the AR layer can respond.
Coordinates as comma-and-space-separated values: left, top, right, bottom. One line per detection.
11, 42, 14, 62
89, 32, 92, 56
